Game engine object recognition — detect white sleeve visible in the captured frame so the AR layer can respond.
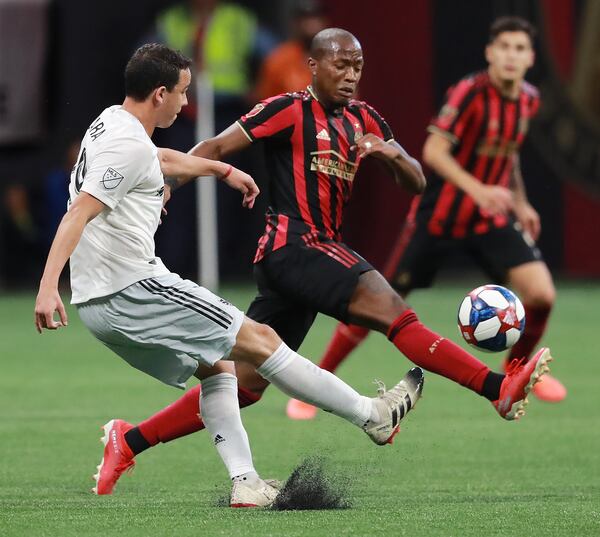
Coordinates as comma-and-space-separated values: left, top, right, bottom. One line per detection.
80, 138, 154, 209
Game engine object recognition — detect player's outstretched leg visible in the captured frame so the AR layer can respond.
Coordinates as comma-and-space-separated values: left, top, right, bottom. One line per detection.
94, 373, 277, 506
92, 383, 263, 495
94, 389, 278, 506
233, 319, 424, 445
350, 270, 552, 420
286, 323, 370, 421
387, 310, 553, 420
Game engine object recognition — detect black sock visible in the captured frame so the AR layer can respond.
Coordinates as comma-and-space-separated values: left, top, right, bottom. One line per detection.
481, 372, 505, 401
124, 427, 151, 456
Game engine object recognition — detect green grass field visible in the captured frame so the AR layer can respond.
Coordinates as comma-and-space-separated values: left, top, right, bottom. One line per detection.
1, 283, 599, 536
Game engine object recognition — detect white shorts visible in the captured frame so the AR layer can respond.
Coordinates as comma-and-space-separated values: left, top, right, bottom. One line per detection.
77, 273, 245, 388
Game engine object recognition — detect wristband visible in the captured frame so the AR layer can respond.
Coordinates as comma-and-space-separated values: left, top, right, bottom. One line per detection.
219, 165, 233, 180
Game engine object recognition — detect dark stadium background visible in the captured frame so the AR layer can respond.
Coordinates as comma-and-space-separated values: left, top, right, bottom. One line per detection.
1, 0, 599, 287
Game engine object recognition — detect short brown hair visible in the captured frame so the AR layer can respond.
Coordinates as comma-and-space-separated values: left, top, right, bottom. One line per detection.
489, 16, 536, 44
125, 44, 192, 101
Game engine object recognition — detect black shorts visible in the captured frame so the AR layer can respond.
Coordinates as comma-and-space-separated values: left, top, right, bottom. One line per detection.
386, 218, 543, 294
246, 238, 374, 351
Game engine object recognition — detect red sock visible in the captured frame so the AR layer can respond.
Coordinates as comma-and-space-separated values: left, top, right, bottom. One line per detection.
137, 384, 261, 446
319, 323, 370, 372
505, 304, 551, 366
388, 309, 491, 394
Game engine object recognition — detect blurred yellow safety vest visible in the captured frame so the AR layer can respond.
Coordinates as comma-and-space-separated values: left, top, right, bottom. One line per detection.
157, 2, 257, 95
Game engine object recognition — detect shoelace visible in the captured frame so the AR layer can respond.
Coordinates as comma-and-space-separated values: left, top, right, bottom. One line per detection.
374, 379, 386, 397
373, 379, 409, 407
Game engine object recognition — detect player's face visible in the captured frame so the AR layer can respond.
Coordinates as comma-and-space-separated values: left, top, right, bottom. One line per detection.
310, 41, 363, 107
158, 68, 191, 128
486, 31, 534, 83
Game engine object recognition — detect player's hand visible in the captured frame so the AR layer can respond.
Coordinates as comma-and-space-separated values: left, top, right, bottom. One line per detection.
472, 184, 514, 217
351, 133, 390, 159
162, 183, 172, 210
159, 184, 171, 224
220, 167, 260, 209
514, 200, 541, 241
34, 287, 68, 333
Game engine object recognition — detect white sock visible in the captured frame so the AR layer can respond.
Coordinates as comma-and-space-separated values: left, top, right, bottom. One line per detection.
200, 373, 255, 479
256, 343, 375, 427
232, 471, 261, 487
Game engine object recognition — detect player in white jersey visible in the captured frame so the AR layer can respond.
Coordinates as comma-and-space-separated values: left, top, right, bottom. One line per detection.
34, 44, 424, 507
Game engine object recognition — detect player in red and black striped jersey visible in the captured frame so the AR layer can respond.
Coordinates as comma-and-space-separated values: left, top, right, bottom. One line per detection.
309, 17, 564, 419
237, 85, 395, 263
100, 29, 553, 481
420, 68, 539, 239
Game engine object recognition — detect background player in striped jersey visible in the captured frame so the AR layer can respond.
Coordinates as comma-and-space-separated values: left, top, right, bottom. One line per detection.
290, 16, 564, 420
33, 43, 425, 505
95, 28, 553, 492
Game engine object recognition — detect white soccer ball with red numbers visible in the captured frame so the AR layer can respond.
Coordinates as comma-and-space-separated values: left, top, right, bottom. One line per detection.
457, 284, 526, 352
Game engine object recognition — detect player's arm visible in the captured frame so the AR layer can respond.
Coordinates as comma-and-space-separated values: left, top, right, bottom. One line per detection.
162, 123, 251, 195
158, 145, 258, 208
34, 193, 105, 333
422, 132, 514, 217
353, 134, 426, 194
510, 154, 540, 240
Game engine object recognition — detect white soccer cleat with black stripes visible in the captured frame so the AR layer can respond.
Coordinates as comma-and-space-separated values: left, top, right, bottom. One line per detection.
363, 367, 424, 445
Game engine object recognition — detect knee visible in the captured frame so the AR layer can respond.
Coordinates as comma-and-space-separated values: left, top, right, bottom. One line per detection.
523, 286, 556, 310
385, 292, 410, 321
237, 318, 282, 365
351, 291, 409, 334
252, 320, 281, 353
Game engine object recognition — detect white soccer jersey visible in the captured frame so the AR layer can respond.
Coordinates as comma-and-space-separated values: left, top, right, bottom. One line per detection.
69, 105, 169, 304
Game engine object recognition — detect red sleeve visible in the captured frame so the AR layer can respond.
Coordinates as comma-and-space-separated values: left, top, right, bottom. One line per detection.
237, 94, 296, 142
360, 103, 395, 141
428, 79, 481, 144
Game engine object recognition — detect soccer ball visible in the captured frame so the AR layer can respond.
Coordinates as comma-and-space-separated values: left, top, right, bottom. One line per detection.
457, 285, 525, 352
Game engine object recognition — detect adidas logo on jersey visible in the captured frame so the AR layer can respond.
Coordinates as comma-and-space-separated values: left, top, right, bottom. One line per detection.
316, 129, 331, 141
214, 434, 225, 445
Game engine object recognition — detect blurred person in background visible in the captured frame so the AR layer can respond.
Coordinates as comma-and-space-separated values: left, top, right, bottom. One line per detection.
288, 16, 565, 420
148, 0, 277, 278
253, 0, 327, 100
151, 0, 276, 129
42, 140, 80, 249
1, 183, 39, 286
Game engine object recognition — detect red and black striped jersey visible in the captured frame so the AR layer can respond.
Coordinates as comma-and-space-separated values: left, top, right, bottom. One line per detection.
413, 71, 540, 238
237, 86, 394, 262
